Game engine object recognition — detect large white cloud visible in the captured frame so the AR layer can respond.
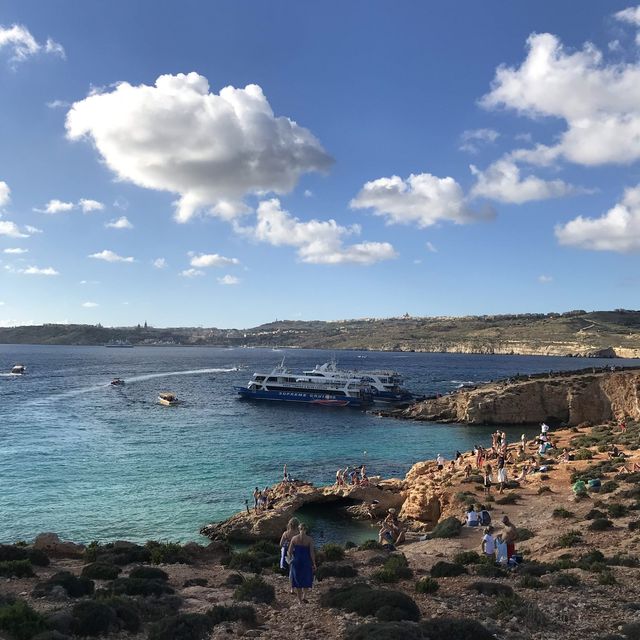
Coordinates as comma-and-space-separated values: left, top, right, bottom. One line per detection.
0, 221, 28, 238
481, 32, 640, 166
35, 198, 104, 214
556, 185, 640, 252
350, 173, 493, 227
0, 24, 64, 65
614, 5, 640, 26
252, 198, 396, 265
22, 266, 59, 276
66, 73, 333, 222
0, 181, 10, 208
470, 158, 576, 203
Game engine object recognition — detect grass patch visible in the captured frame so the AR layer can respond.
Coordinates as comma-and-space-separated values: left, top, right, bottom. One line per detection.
517, 527, 535, 541
429, 517, 462, 539
552, 507, 575, 519
474, 563, 507, 578
492, 594, 548, 628
0, 600, 47, 640
358, 540, 385, 551
81, 563, 121, 580
33, 571, 94, 598
415, 577, 439, 594
495, 493, 520, 505
589, 518, 614, 531
372, 555, 413, 583
320, 543, 345, 562
129, 566, 169, 582
557, 530, 582, 548
598, 571, 617, 585
430, 561, 466, 578
607, 503, 628, 518
519, 575, 546, 589
552, 572, 581, 587
453, 551, 481, 565
0, 560, 35, 578
468, 581, 514, 597
106, 577, 174, 597
315, 562, 358, 581
145, 542, 191, 565
585, 509, 607, 520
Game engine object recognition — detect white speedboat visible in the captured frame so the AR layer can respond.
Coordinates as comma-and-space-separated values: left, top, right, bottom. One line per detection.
303, 361, 413, 403
10, 364, 26, 375
158, 392, 179, 406
236, 360, 373, 407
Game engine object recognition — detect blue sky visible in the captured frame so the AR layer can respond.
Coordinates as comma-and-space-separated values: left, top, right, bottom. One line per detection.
1, 1, 640, 328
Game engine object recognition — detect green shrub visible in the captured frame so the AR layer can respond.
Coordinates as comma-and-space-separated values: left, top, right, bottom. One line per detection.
537, 486, 552, 494
0, 600, 47, 640
492, 594, 548, 628
207, 604, 256, 627
148, 613, 212, 640
607, 553, 639, 567
33, 571, 94, 598
372, 555, 413, 583
453, 551, 481, 565
517, 528, 535, 541
71, 601, 118, 637
519, 575, 546, 589
430, 561, 466, 578
577, 550, 605, 569
495, 493, 520, 505
518, 562, 552, 577
146, 542, 191, 565
474, 563, 507, 578
84, 542, 151, 566
621, 623, 640, 640
233, 576, 275, 604
358, 540, 385, 551
601, 481, 619, 494
0, 545, 30, 562
598, 571, 617, 585
320, 543, 345, 562
129, 566, 169, 582
415, 577, 439, 594
589, 518, 614, 531
574, 449, 594, 460
429, 517, 462, 539
553, 572, 581, 587
315, 563, 358, 581
224, 573, 245, 586
134, 594, 182, 623
107, 577, 174, 597
607, 503, 628, 518
629, 520, 640, 531
585, 509, 607, 520
224, 542, 279, 574
345, 541, 357, 549
320, 583, 420, 622
350, 621, 425, 640
557, 530, 582, 548
419, 618, 494, 640
26, 550, 50, 567
552, 507, 575, 519
248, 540, 279, 555
81, 563, 121, 580
0, 560, 35, 578
183, 578, 207, 587
468, 581, 513, 597
100, 596, 141, 633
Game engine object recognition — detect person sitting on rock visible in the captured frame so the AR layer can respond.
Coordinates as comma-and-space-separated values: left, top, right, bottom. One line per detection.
379, 508, 405, 545
466, 505, 479, 527
608, 445, 624, 460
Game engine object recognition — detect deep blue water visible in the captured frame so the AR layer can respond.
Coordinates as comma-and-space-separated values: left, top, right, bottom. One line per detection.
1, 345, 636, 544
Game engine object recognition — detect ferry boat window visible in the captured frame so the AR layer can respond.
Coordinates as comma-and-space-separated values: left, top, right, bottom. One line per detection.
266, 377, 278, 382
254, 376, 265, 382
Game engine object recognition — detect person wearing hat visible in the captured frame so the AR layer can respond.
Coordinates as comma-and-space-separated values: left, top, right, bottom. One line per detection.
378, 507, 405, 545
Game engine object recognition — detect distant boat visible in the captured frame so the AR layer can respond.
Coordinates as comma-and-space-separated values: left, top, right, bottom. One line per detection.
10, 364, 26, 375
158, 392, 179, 406
110, 378, 125, 386
105, 340, 133, 348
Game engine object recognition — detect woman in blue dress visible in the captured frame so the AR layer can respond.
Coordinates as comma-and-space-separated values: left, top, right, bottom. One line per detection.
287, 522, 316, 603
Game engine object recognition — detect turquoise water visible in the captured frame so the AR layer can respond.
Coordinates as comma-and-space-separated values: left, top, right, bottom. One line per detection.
1, 345, 635, 544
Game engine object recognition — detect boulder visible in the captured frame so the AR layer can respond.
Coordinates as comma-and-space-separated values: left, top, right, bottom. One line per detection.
33, 533, 84, 559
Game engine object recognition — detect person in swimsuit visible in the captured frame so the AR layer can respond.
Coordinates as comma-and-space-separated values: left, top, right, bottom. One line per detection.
279, 517, 299, 591
287, 522, 316, 604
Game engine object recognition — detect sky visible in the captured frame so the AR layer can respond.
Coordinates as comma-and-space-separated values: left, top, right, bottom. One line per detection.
1, 1, 640, 328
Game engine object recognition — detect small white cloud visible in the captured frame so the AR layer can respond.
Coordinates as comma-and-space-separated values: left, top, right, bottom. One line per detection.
0, 181, 10, 208
22, 265, 59, 276
180, 268, 205, 277
89, 249, 135, 263
24, 225, 42, 234
556, 184, 640, 252
425, 241, 437, 253
105, 216, 133, 229
81, 301, 98, 308
303, 189, 313, 198
459, 128, 499, 153
0, 221, 28, 238
413, 259, 423, 265
351, 172, 493, 228
218, 274, 240, 285
251, 198, 396, 265
470, 158, 576, 204
46, 99, 70, 109
3, 247, 27, 254
0, 24, 64, 65
79, 198, 104, 213
79, 280, 99, 285
538, 275, 553, 283
35, 199, 74, 214
190, 253, 240, 268
152, 258, 167, 269
614, 5, 640, 26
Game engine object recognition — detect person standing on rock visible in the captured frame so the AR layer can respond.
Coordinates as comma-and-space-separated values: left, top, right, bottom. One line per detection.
279, 517, 300, 590
483, 464, 493, 496
501, 516, 518, 561
253, 487, 260, 512
287, 522, 316, 604
497, 452, 507, 494
436, 453, 445, 471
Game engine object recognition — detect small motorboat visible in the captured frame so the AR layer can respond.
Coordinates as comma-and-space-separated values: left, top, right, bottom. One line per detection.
11, 364, 26, 375
110, 378, 125, 386
158, 392, 179, 406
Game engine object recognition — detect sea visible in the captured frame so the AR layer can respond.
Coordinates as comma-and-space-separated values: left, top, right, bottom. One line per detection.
1, 345, 636, 546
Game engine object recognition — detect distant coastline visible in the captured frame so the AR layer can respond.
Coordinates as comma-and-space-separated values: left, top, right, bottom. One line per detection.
1, 309, 640, 358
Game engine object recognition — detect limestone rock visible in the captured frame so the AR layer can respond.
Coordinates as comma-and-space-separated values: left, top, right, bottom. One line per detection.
33, 533, 84, 558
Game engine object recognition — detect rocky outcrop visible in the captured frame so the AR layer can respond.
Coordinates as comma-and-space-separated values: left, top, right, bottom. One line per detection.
33, 532, 85, 558
404, 368, 640, 426
200, 481, 404, 542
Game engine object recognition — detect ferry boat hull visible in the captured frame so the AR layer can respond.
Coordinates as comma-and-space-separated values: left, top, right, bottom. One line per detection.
235, 386, 367, 407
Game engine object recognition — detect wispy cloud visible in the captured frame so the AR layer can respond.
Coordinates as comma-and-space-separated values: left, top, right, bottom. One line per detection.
180, 268, 205, 278
105, 216, 133, 229
81, 301, 99, 308
0, 23, 65, 66
3, 247, 28, 254
218, 274, 240, 285
89, 250, 135, 263
152, 258, 167, 269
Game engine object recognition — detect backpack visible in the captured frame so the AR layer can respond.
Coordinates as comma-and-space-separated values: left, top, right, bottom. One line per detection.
479, 510, 491, 526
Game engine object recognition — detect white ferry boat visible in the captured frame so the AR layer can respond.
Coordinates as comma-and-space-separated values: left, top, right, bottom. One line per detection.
235, 361, 374, 407
303, 361, 413, 403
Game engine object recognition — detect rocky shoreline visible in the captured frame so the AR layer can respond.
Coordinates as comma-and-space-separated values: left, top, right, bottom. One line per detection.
2, 421, 640, 640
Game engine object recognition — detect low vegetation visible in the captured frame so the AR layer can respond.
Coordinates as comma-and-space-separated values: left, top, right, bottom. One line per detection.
233, 576, 275, 604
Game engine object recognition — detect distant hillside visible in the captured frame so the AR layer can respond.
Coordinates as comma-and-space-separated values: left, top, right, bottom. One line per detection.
1, 310, 640, 357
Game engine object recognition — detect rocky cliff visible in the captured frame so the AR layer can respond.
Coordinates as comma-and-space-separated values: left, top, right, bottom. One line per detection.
403, 368, 640, 426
